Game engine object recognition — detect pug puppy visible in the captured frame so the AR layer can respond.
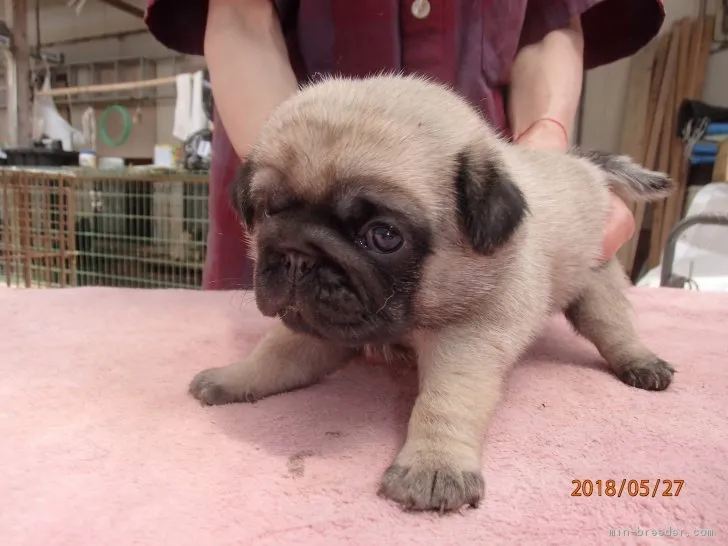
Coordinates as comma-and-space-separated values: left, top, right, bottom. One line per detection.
189, 75, 675, 512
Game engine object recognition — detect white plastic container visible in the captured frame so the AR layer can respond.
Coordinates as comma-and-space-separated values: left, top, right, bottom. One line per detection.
153, 145, 175, 168
79, 150, 96, 168
98, 156, 125, 170
638, 182, 728, 292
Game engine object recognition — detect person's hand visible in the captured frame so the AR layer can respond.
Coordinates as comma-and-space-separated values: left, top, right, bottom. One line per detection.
514, 119, 635, 261
601, 193, 635, 261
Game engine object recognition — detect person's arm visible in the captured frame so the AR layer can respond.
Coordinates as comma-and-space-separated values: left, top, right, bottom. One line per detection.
203, 0, 299, 157
508, 16, 583, 150
508, 15, 635, 260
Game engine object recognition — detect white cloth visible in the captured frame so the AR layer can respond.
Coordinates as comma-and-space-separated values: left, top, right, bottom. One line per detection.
172, 73, 193, 141
32, 73, 86, 151
188, 70, 208, 136
80, 107, 96, 150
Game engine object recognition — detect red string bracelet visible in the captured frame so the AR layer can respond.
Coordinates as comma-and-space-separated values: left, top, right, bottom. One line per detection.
513, 117, 570, 148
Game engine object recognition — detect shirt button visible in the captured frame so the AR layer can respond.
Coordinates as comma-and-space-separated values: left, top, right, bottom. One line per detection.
411, 0, 431, 19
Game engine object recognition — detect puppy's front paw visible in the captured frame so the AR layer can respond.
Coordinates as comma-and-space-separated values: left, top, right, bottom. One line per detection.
617, 357, 675, 391
188, 367, 257, 406
378, 454, 484, 512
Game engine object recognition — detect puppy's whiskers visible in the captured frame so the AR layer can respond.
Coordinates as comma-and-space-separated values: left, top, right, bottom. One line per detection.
278, 303, 299, 320
376, 289, 396, 314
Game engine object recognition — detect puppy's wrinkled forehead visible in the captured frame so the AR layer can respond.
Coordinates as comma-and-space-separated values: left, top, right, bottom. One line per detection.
249, 161, 428, 223
249, 76, 487, 202
252, 115, 430, 202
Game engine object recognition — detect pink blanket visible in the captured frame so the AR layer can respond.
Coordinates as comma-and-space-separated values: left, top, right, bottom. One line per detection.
1, 287, 726, 545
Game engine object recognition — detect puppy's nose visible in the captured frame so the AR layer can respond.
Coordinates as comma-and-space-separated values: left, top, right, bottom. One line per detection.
283, 250, 316, 282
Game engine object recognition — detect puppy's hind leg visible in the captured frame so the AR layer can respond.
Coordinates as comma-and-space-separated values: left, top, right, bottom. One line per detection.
564, 259, 675, 391
189, 323, 355, 406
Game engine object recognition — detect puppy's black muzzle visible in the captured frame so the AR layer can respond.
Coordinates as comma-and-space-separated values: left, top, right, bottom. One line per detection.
252, 215, 394, 343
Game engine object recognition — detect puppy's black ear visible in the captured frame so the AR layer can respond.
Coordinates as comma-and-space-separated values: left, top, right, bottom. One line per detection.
229, 160, 256, 228
454, 149, 528, 254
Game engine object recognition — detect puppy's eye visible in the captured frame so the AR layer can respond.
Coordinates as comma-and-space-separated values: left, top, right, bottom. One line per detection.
356, 223, 403, 253
262, 197, 300, 218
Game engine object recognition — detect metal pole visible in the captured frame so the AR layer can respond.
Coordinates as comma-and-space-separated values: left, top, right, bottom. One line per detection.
659, 213, 728, 287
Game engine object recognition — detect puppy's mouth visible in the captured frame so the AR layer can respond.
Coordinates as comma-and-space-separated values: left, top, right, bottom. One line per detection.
278, 306, 366, 342
276, 305, 319, 338
254, 260, 400, 345
272, 286, 383, 343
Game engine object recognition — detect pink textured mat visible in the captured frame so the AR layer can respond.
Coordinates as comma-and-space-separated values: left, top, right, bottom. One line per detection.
1, 287, 726, 545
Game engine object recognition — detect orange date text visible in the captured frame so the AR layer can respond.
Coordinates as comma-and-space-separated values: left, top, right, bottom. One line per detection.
571, 479, 684, 497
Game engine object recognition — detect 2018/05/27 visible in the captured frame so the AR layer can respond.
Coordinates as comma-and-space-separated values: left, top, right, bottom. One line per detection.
571, 479, 684, 497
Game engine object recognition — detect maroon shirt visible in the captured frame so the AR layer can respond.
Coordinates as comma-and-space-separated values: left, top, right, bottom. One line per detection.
145, 0, 664, 289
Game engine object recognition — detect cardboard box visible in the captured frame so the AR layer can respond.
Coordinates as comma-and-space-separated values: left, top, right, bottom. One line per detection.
713, 139, 728, 182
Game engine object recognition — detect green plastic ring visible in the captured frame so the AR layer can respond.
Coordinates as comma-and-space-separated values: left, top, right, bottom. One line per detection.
99, 104, 132, 147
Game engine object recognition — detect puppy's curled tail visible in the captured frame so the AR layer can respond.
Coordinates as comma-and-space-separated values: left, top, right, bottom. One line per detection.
577, 149, 675, 202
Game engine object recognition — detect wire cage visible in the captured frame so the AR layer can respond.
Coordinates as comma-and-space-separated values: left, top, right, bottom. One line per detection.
0, 167, 210, 289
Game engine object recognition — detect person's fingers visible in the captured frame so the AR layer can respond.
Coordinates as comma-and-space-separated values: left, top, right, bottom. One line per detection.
602, 194, 635, 261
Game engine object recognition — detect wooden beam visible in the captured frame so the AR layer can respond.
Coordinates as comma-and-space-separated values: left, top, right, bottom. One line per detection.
3, 48, 19, 147
97, 0, 144, 19
625, 29, 674, 277
646, 23, 680, 270
14, 0, 32, 148
648, 19, 689, 269
652, 14, 717, 265
5, 0, 32, 148
656, 17, 703, 261
35, 75, 179, 97
3, 1, 18, 146
614, 39, 658, 273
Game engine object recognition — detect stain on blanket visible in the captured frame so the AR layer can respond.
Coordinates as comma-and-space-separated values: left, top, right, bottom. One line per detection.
287, 450, 317, 478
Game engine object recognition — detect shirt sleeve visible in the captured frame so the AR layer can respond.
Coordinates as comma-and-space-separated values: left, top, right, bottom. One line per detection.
144, 0, 209, 56
519, 0, 665, 69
